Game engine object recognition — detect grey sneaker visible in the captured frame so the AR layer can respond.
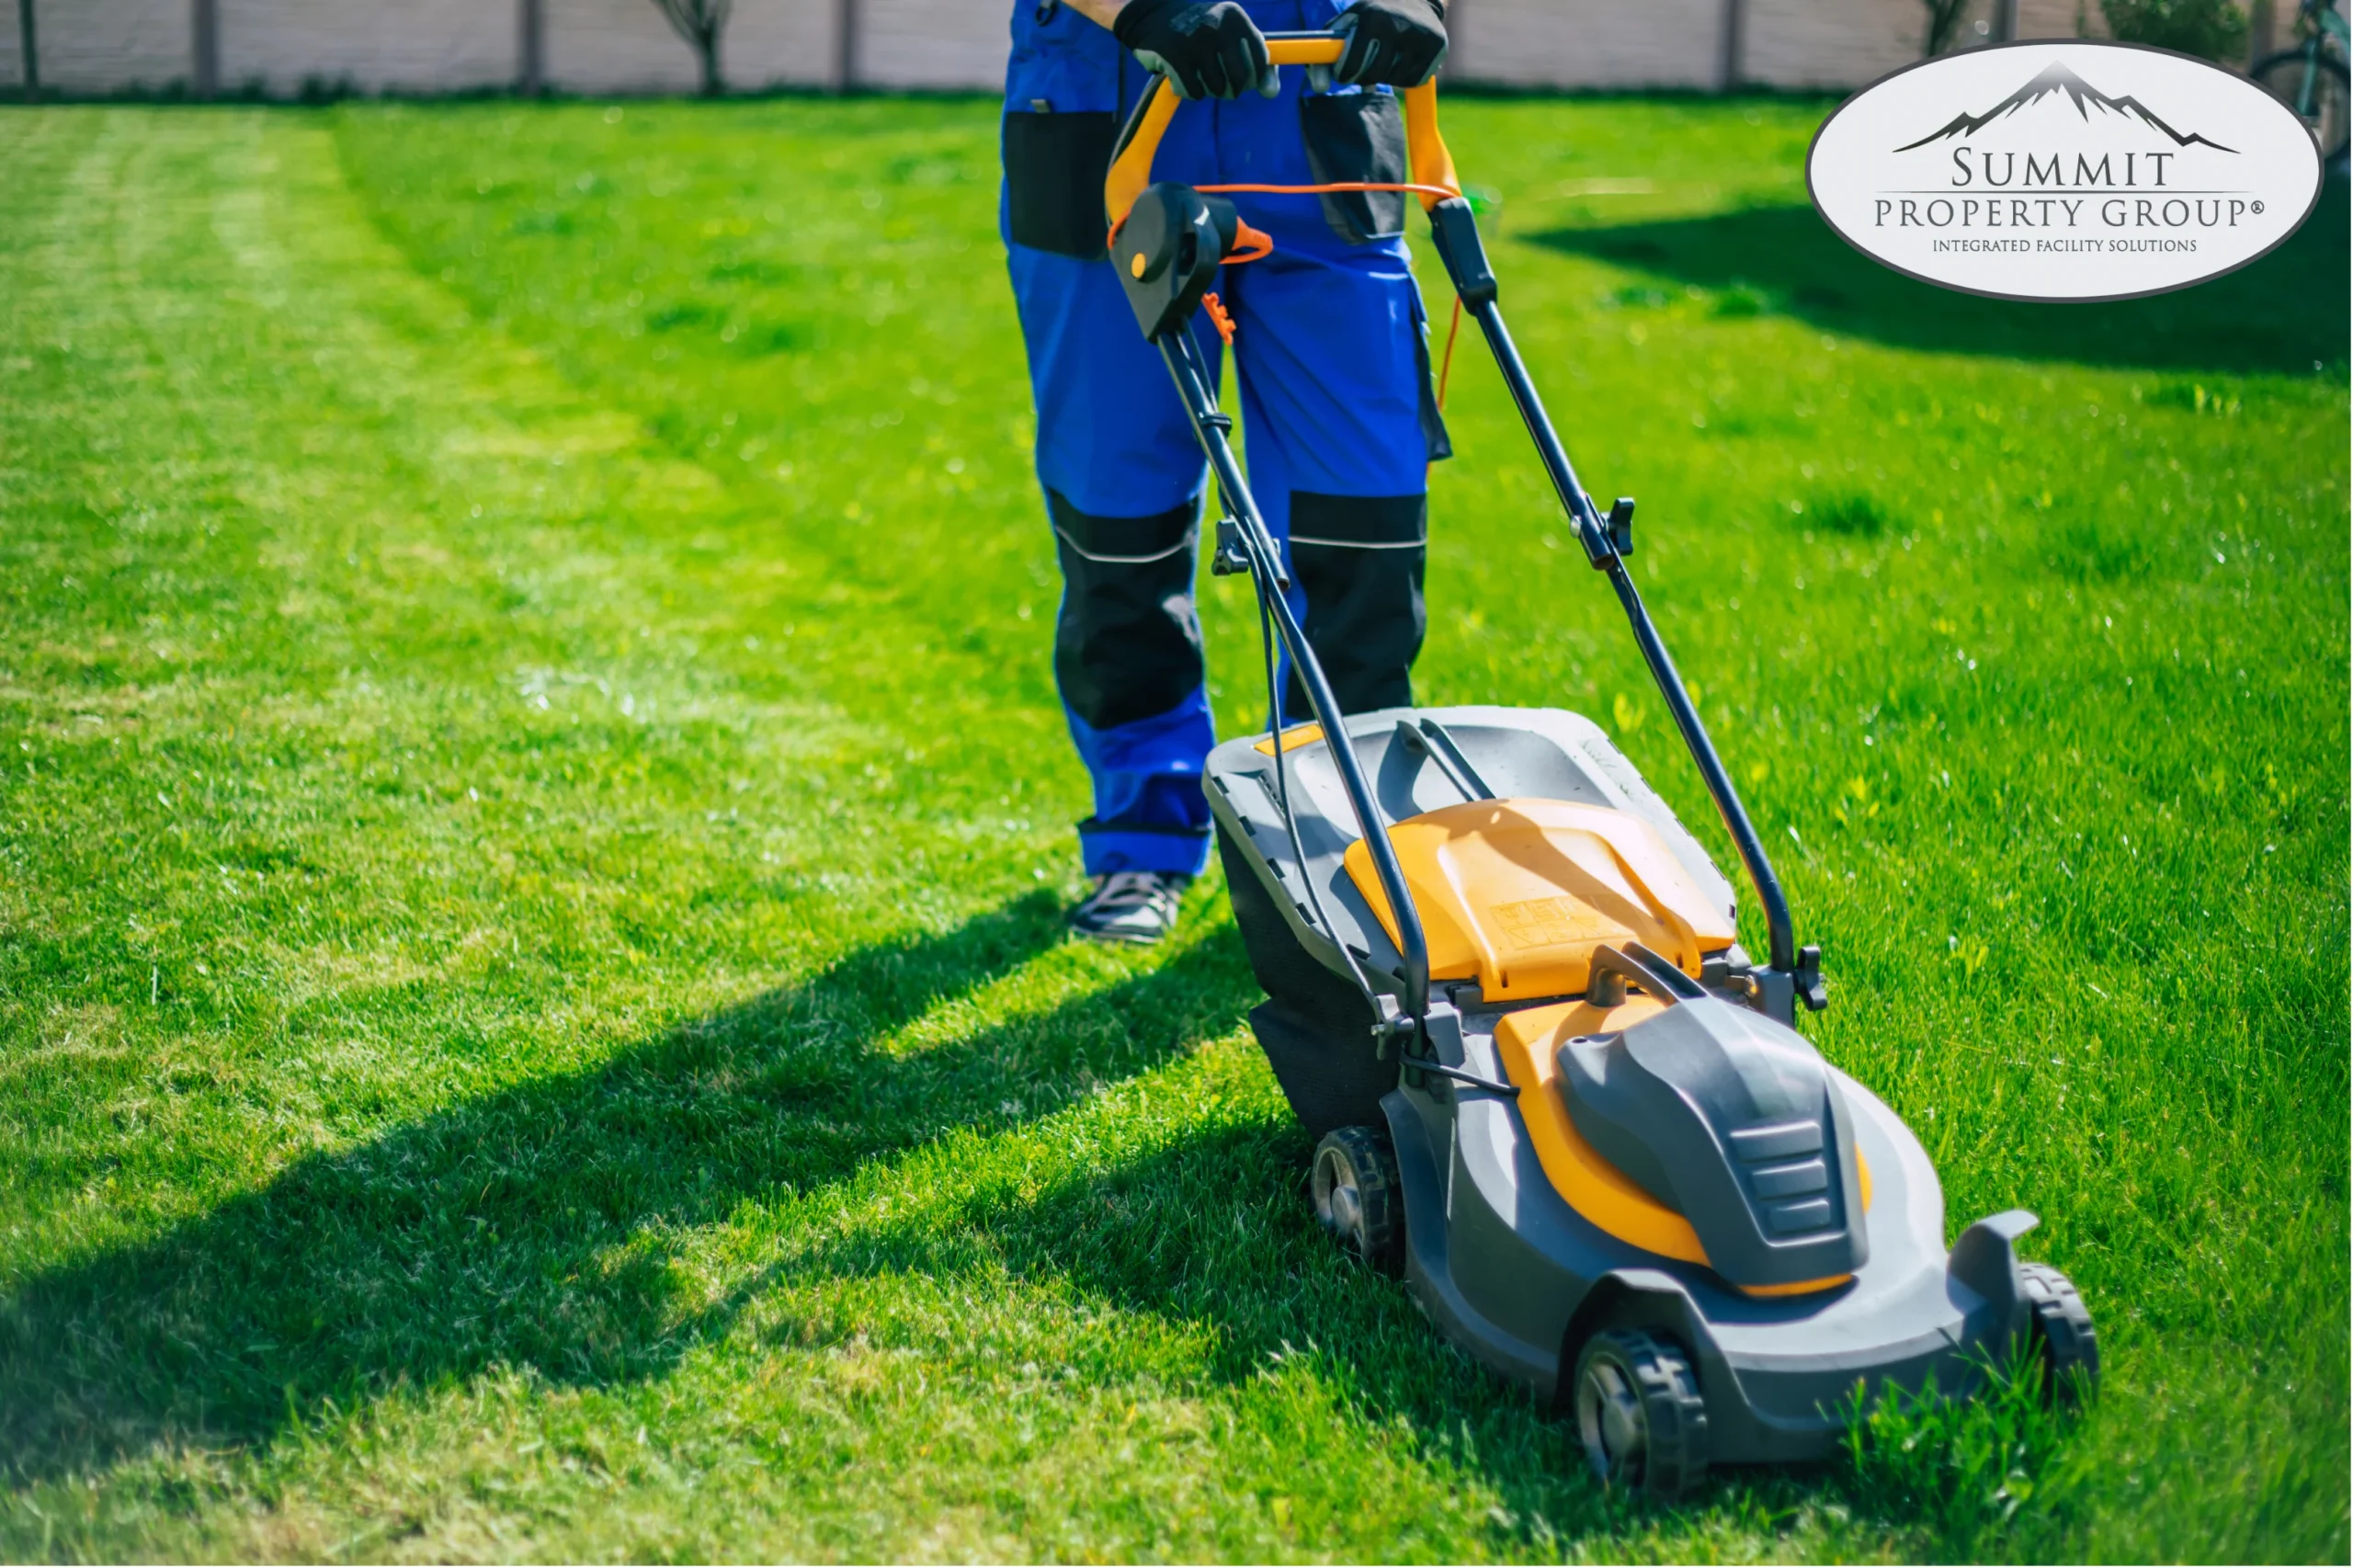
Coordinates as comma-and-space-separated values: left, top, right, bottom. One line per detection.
1067, 870, 1189, 947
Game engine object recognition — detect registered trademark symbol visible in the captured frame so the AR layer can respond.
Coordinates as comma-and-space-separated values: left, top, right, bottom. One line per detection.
2253, 200, 2265, 213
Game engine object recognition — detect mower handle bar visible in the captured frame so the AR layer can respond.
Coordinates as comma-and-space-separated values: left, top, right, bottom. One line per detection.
1155, 329, 1436, 1029
1103, 32, 1461, 234
1422, 210, 1812, 1000
1115, 51, 1815, 1022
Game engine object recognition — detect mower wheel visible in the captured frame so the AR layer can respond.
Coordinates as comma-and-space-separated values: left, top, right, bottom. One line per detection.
2019, 1262, 2098, 1405
1311, 1126, 1404, 1276
1572, 1330, 1709, 1501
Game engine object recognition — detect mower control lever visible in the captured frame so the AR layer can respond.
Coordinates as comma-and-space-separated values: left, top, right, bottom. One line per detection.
1395, 717, 1496, 802
1586, 941, 1709, 1010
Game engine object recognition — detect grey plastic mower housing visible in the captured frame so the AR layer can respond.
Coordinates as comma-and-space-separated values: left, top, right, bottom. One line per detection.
1207, 705, 2066, 1460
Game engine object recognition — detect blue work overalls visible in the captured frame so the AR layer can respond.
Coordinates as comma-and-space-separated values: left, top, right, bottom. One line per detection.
1001, 0, 1449, 877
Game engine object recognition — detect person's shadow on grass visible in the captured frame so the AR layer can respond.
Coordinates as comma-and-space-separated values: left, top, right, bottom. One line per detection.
0, 892, 1263, 1483
0, 887, 1960, 1539
0, 862, 1650, 1535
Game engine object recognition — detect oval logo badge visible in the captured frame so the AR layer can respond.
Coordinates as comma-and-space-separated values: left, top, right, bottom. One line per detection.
1807, 40, 2325, 302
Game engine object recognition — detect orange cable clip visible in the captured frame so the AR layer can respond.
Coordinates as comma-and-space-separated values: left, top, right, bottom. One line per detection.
1201, 290, 1237, 346
1223, 218, 1274, 266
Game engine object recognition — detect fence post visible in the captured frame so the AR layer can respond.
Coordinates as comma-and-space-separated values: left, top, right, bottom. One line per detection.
835, 0, 858, 90
518, 0, 543, 94
192, 0, 218, 98
1718, 0, 1746, 90
17, 0, 36, 105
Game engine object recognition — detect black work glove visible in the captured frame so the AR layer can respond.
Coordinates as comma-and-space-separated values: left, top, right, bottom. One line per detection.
1332, 0, 1448, 87
1112, 0, 1278, 100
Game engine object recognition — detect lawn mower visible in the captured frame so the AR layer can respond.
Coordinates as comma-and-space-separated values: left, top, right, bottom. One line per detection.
1101, 36, 2098, 1498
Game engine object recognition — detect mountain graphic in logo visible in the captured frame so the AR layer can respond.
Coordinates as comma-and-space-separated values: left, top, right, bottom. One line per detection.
1895, 62, 2238, 153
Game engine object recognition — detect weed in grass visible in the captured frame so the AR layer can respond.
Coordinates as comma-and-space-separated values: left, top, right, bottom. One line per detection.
1808, 493, 1890, 538
2150, 380, 2244, 417
1714, 280, 1773, 317
2043, 517, 2159, 583
1838, 1346, 2074, 1557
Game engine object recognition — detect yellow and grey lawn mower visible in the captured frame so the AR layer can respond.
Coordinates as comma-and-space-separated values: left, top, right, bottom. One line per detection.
1103, 34, 2097, 1498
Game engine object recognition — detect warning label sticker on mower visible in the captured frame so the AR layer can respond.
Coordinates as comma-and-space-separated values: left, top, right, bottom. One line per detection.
1493, 897, 1627, 951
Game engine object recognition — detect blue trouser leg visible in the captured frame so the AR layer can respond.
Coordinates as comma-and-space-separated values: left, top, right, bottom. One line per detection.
1003, 0, 1444, 879
1222, 237, 1438, 724
1008, 241, 1224, 877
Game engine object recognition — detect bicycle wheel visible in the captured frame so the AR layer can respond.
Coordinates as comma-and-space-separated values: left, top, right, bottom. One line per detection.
2253, 46, 2351, 166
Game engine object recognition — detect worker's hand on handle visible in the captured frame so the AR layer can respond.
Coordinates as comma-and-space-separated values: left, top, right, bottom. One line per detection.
1329, 0, 1448, 88
1102, 0, 1279, 100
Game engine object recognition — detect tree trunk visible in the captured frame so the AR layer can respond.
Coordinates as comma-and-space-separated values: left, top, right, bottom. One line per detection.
697, 28, 722, 95
1922, 0, 1970, 55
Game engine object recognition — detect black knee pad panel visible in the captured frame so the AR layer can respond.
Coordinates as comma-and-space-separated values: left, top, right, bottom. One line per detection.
1050, 490, 1205, 733
1286, 492, 1427, 717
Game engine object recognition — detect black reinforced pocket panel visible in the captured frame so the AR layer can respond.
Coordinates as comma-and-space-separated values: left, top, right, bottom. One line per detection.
1003, 109, 1119, 258
1300, 90, 1409, 244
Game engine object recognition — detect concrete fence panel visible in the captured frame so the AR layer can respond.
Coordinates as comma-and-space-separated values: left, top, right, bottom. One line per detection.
4, 0, 2143, 100
549, 0, 702, 94
854, 0, 1006, 89
1741, 0, 1922, 89
1451, 0, 1729, 91
729, 0, 838, 89
219, 0, 514, 95
5, 0, 188, 95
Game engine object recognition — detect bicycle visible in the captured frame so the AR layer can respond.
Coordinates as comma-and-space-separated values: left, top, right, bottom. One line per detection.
2252, 0, 2350, 169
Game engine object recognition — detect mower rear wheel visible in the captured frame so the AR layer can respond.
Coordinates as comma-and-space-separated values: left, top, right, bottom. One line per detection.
1311, 1126, 1404, 1276
1572, 1330, 1709, 1501
2019, 1262, 2099, 1405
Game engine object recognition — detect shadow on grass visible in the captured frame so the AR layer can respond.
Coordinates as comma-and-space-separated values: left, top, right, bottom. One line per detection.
756, 1122, 1876, 1539
756, 1121, 2110, 1549
1527, 184, 2349, 377
0, 887, 2039, 1543
0, 892, 1257, 1483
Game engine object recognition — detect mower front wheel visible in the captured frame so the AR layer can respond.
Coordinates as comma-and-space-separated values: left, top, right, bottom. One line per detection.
1572, 1329, 1710, 1501
1311, 1126, 1404, 1276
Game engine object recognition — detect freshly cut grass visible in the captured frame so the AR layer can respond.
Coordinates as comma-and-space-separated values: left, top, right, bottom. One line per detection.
0, 95, 2343, 1562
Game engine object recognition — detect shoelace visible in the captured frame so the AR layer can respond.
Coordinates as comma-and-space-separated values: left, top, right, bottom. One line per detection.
1084, 871, 1179, 912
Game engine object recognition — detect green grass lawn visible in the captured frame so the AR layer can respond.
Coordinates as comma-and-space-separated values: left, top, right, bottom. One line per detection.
0, 92, 2344, 1562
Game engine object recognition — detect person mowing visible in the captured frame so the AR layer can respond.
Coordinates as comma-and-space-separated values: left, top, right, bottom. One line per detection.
1003, 0, 1451, 945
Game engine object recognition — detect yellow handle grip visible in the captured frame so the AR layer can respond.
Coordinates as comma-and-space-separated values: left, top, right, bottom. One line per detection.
1102, 45, 1461, 234
1267, 37, 1346, 64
